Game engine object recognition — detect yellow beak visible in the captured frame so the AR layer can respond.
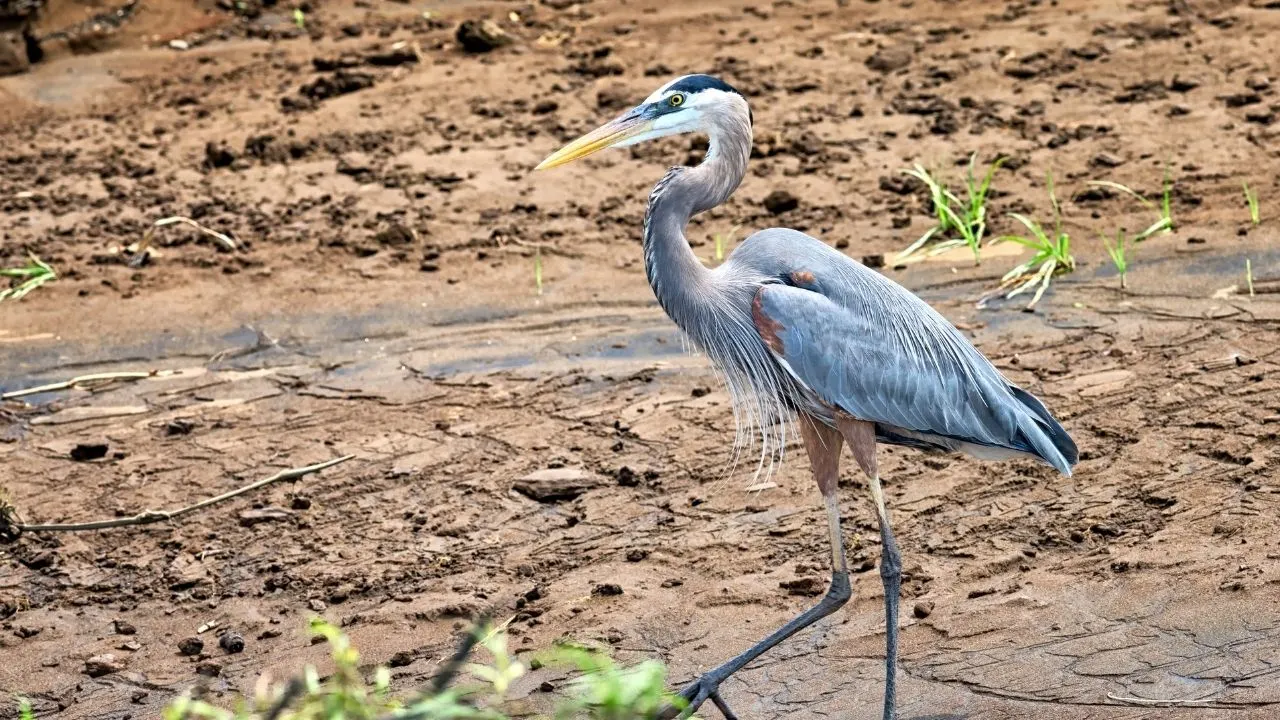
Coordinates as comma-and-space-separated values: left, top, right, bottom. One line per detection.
534, 111, 654, 170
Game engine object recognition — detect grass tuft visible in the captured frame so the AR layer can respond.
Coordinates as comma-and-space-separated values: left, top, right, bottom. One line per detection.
1102, 229, 1132, 290
1243, 182, 1261, 226
0, 254, 56, 302
1086, 166, 1174, 241
898, 152, 1005, 266
985, 173, 1075, 309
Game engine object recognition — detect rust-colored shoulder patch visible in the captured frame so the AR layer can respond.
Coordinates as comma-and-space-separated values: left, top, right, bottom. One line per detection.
789, 270, 815, 286
752, 290, 786, 355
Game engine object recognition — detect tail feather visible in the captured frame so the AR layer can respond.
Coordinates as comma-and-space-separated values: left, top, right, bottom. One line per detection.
1009, 386, 1077, 475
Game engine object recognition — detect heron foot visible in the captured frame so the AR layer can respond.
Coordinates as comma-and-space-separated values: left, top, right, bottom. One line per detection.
658, 673, 738, 720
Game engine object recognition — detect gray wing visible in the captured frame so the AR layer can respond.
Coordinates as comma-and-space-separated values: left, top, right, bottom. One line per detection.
751, 273, 1076, 475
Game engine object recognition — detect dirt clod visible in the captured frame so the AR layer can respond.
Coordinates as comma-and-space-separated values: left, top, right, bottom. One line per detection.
113, 619, 137, 635
70, 442, 108, 461
779, 577, 825, 596
177, 636, 203, 656
763, 189, 798, 214
913, 601, 934, 619
592, 583, 624, 597
456, 19, 511, 53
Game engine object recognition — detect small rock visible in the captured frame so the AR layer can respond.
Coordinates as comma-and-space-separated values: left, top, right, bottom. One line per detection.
14, 625, 41, 639
70, 442, 109, 462
177, 636, 204, 656
763, 189, 799, 215
456, 19, 512, 53
389, 650, 414, 667
336, 151, 373, 176
113, 619, 137, 635
866, 43, 913, 73
532, 99, 558, 114
130, 689, 148, 703
375, 223, 416, 246
119, 641, 142, 652
341, 23, 364, 37
164, 418, 196, 436
615, 466, 639, 487
1089, 152, 1125, 168
913, 601, 934, 619
625, 548, 649, 562
85, 654, 125, 677
513, 467, 603, 502
291, 495, 312, 510
195, 661, 222, 677
862, 254, 885, 268
592, 583, 624, 597
779, 577, 825, 596
309, 599, 327, 612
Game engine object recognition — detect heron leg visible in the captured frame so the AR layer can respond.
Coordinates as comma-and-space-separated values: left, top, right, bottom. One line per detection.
840, 417, 900, 720
660, 418, 851, 720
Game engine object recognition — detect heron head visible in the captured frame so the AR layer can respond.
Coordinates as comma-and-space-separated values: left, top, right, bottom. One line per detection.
535, 74, 752, 171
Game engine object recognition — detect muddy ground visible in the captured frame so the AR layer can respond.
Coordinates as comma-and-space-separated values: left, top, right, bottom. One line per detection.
2, 0, 1280, 718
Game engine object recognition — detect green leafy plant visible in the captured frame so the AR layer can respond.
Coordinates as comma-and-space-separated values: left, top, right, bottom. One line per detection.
1244, 182, 1261, 226
161, 618, 687, 720
897, 152, 1005, 265
1086, 166, 1174, 241
547, 644, 684, 720
17, 697, 34, 720
1102, 229, 1132, 290
986, 173, 1076, 309
1, 254, 56, 302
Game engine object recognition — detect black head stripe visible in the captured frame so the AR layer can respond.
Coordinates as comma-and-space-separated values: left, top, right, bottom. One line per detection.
666, 74, 745, 99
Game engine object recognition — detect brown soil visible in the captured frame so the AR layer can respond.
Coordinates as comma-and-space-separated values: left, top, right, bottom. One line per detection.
3, 1, 1280, 719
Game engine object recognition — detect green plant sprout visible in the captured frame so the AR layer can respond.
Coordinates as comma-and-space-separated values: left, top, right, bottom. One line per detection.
160, 618, 690, 720
897, 152, 1005, 265
293, 8, 306, 29
1244, 182, 1261, 226
712, 224, 742, 263
0, 254, 56, 302
18, 697, 34, 720
1086, 166, 1174, 241
1247, 258, 1255, 297
986, 173, 1075, 309
1102, 229, 1131, 290
534, 247, 544, 296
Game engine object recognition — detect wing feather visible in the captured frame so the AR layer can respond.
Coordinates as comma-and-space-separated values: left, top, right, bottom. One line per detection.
753, 282, 1076, 474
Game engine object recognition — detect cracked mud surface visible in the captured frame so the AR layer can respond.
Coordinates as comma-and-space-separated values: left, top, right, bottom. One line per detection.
2, 1, 1280, 718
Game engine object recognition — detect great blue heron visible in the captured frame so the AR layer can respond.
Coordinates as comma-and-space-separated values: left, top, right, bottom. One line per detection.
535, 74, 1077, 720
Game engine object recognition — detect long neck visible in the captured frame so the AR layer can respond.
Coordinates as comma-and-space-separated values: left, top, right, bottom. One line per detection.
642, 123, 751, 328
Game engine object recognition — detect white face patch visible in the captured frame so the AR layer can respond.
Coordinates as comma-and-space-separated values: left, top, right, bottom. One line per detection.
613, 86, 737, 147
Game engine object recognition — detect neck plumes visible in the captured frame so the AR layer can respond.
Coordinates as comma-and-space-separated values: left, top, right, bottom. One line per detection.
642, 116, 752, 326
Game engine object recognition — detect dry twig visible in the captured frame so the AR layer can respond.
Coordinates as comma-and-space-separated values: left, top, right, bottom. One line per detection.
130, 216, 238, 267
1, 371, 155, 400
0, 455, 352, 540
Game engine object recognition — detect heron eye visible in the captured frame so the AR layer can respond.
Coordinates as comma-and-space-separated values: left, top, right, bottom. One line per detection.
669, 93, 685, 107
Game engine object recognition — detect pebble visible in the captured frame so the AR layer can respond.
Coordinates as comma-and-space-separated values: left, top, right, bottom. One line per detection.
866, 44, 913, 73
113, 619, 137, 635
913, 601, 934, 619
456, 19, 512, 53
591, 583, 624, 597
